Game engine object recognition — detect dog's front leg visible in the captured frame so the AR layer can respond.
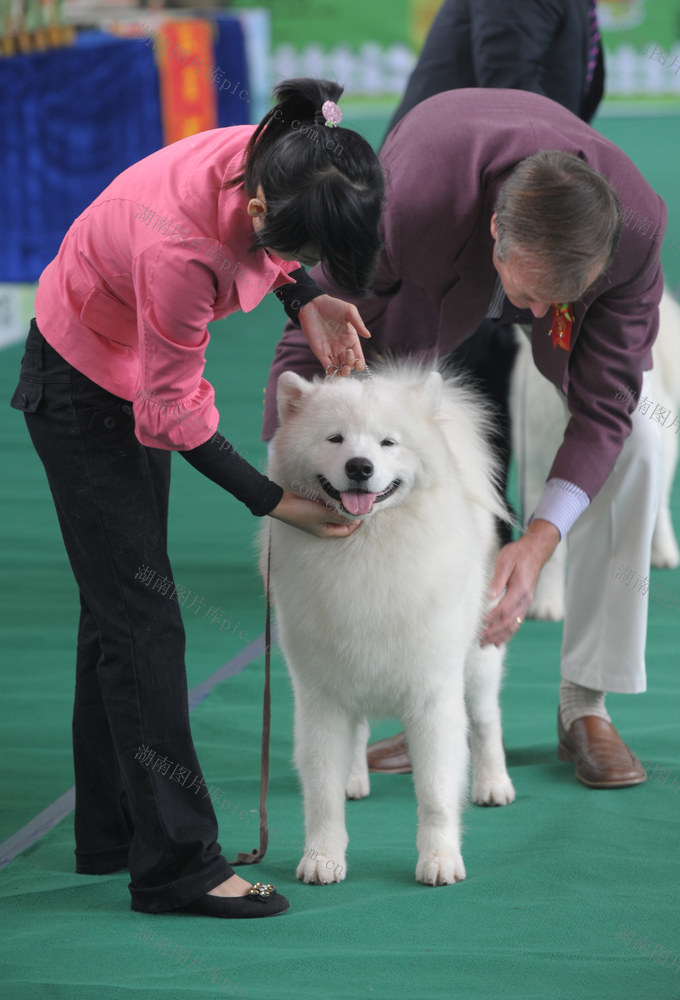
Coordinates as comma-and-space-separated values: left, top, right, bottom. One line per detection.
293, 693, 352, 884
406, 699, 468, 886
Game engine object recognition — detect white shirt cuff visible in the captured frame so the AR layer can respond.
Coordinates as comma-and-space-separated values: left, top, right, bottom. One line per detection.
529, 478, 590, 539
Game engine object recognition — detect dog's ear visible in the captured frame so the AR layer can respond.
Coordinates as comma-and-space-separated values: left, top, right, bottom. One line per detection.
277, 371, 314, 422
414, 371, 443, 415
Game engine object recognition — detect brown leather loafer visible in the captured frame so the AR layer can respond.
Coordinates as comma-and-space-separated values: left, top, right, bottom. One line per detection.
366, 731, 412, 773
557, 710, 646, 788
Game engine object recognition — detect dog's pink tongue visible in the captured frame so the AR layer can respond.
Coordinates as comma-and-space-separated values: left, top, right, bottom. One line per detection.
341, 492, 376, 515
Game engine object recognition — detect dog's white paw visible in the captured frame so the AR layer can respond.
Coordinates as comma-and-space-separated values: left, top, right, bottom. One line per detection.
345, 767, 370, 800
472, 773, 516, 806
296, 848, 346, 884
415, 852, 466, 886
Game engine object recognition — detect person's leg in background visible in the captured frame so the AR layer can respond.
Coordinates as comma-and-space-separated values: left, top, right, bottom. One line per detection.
558, 370, 661, 787
443, 319, 519, 545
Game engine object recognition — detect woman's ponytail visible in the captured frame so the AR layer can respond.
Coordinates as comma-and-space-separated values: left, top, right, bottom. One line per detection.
228, 78, 345, 193
226, 78, 385, 296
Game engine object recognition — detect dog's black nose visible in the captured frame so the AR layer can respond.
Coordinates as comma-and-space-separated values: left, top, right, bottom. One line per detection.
345, 457, 374, 482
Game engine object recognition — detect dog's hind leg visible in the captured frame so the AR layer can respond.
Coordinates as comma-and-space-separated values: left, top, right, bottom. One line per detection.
651, 409, 680, 568
407, 696, 468, 886
293, 691, 352, 884
465, 644, 515, 806
529, 543, 566, 621
345, 718, 371, 800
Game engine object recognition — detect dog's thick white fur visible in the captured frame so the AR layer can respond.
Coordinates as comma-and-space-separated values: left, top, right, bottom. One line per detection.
510, 288, 680, 621
263, 365, 515, 887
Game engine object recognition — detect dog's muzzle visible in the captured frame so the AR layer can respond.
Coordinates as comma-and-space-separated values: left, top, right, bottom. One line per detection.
318, 475, 401, 516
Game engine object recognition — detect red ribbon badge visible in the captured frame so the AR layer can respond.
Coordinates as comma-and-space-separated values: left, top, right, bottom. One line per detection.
550, 303, 573, 351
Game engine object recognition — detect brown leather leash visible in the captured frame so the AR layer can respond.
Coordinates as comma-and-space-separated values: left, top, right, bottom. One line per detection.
227, 528, 272, 865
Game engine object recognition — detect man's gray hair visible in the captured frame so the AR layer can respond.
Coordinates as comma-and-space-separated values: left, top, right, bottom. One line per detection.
494, 150, 622, 299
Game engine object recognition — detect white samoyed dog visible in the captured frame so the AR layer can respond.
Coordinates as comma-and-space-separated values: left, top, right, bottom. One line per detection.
511, 287, 680, 621
263, 365, 516, 887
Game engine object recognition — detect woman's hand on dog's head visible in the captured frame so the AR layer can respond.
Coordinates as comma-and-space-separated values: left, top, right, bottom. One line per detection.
298, 294, 370, 377
269, 491, 362, 538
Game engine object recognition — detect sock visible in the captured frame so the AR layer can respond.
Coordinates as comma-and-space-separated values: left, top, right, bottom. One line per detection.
559, 679, 611, 731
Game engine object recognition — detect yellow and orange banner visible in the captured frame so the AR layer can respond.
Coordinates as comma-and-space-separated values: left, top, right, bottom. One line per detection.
155, 20, 218, 146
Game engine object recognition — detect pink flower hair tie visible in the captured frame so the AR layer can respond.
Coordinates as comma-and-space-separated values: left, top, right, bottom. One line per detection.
321, 100, 342, 127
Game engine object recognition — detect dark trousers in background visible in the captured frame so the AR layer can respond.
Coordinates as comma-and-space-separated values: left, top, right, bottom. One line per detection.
10, 320, 232, 912
444, 319, 519, 547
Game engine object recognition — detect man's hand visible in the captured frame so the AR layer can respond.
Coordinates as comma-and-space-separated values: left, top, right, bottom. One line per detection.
268, 491, 362, 538
481, 519, 561, 646
298, 294, 371, 376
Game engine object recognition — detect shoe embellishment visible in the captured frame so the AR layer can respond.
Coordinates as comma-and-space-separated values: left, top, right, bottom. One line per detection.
247, 882, 275, 900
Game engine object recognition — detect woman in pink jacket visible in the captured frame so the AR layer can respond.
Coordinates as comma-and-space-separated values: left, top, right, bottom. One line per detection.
10, 78, 384, 919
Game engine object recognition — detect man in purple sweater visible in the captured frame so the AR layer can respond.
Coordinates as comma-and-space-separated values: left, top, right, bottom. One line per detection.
263, 88, 667, 788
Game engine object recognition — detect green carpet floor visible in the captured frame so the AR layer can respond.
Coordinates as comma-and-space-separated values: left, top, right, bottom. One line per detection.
1, 110, 679, 1000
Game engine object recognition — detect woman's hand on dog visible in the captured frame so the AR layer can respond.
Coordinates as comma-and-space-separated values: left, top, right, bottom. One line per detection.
299, 295, 371, 376
480, 519, 561, 646
269, 491, 362, 538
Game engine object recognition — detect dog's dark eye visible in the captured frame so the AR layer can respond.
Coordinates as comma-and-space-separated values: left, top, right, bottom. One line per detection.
327, 434, 344, 444
381, 438, 396, 447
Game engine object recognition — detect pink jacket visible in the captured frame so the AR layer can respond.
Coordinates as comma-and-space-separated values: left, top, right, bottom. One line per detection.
35, 126, 298, 451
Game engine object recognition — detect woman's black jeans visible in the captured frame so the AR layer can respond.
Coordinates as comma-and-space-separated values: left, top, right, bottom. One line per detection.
10, 320, 232, 912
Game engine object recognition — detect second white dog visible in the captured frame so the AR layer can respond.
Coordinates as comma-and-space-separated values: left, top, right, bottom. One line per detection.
511, 287, 680, 621
264, 365, 515, 887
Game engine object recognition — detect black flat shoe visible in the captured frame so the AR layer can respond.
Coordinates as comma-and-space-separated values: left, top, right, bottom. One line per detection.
183, 883, 290, 919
